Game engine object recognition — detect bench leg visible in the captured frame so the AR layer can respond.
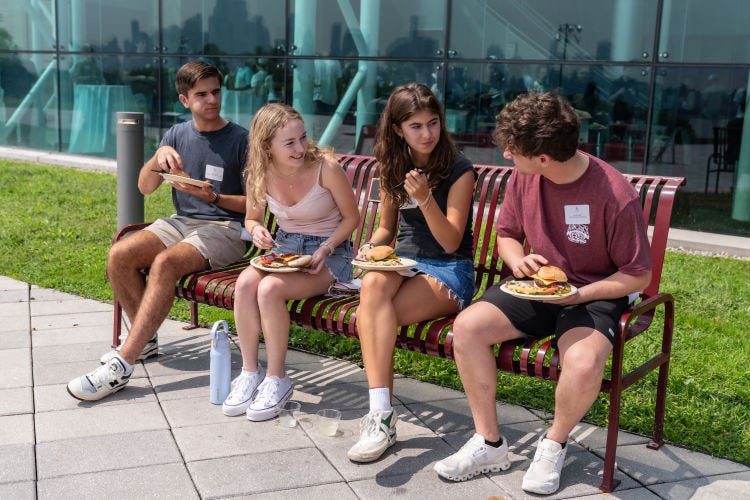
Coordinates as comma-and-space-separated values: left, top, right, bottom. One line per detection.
647, 359, 669, 450
112, 296, 123, 348
183, 301, 199, 330
600, 389, 623, 492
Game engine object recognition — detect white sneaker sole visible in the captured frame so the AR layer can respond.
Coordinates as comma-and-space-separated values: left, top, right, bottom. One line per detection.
66, 380, 129, 401
246, 385, 293, 421
434, 459, 511, 482
347, 434, 397, 462
222, 400, 252, 417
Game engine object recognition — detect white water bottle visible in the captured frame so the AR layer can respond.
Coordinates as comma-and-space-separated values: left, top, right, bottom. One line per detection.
209, 320, 232, 404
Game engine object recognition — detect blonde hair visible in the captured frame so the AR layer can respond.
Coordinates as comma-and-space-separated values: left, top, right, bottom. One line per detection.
245, 103, 336, 207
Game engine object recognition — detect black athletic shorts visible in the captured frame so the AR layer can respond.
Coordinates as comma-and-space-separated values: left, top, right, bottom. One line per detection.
477, 277, 630, 345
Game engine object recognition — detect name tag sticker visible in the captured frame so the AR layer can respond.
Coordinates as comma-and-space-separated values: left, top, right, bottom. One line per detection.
564, 204, 590, 225
205, 164, 224, 182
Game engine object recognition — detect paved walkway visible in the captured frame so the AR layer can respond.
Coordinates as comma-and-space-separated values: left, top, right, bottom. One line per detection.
2, 276, 749, 499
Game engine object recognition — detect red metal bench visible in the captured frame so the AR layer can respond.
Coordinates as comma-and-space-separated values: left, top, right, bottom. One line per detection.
111, 154, 685, 492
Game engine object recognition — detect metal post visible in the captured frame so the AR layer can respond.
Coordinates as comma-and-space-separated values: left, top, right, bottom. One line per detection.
116, 112, 144, 229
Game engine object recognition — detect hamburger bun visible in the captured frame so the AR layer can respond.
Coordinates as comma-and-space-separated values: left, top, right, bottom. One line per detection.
530, 265, 568, 286
286, 254, 312, 267
362, 245, 395, 261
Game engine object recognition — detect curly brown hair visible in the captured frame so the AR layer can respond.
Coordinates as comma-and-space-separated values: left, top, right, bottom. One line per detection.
373, 82, 458, 207
493, 92, 579, 162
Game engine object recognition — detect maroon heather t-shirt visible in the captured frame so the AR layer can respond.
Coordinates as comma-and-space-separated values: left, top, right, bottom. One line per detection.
496, 153, 651, 288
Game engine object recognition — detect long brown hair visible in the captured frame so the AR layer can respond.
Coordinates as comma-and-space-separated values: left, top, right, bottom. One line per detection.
244, 103, 336, 207
374, 82, 457, 207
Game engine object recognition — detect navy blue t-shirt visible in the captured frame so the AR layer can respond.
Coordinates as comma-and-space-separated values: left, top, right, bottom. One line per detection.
160, 120, 248, 222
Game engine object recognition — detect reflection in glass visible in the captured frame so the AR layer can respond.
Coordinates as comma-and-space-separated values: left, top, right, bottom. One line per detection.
659, 0, 750, 64
449, 0, 656, 62
57, 0, 158, 53
162, 0, 284, 55
649, 68, 747, 195
1, 1, 56, 51
0, 53, 57, 151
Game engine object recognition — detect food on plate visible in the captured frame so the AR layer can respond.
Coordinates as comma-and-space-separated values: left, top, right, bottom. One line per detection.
356, 245, 402, 266
507, 265, 572, 296
258, 253, 312, 268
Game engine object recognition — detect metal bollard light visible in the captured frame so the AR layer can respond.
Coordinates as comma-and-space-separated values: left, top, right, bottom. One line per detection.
116, 112, 145, 229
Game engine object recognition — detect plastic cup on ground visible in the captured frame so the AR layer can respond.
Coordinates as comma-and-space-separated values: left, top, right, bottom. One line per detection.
316, 409, 341, 436
279, 401, 301, 427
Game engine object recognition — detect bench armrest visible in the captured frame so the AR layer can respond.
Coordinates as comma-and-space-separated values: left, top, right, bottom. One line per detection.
112, 222, 152, 244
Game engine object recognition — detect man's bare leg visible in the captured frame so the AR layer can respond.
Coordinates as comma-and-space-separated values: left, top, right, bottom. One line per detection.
107, 230, 166, 322
545, 327, 612, 443
452, 301, 524, 441
117, 242, 208, 365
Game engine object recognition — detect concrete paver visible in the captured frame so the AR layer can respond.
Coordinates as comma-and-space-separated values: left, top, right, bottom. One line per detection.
1, 276, 748, 499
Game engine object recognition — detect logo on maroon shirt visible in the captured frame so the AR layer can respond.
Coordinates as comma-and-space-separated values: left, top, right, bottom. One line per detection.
567, 224, 589, 244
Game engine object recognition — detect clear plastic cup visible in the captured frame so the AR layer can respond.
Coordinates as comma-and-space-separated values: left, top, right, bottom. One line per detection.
279, 401, 301, 428
316, 408, 341, 436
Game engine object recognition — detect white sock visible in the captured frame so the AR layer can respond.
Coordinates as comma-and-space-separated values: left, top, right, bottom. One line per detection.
369, 387, 391, 412
113, 354, 134, 376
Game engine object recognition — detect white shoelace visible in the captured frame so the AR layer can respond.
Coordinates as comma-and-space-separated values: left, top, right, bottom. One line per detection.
359, 413, 380, 437
88, 361, 120, 389
226, 373, 257, 402
253, 378, 281, 406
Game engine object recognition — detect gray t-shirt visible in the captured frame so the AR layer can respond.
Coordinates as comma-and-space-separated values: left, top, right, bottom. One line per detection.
160, 120, 248, 222
395, 154, 475, 261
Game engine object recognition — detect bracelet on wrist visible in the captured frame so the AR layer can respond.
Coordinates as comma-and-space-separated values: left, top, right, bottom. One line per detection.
418, 190, 432, 208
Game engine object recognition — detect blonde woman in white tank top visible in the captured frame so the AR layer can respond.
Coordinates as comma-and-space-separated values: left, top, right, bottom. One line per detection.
221, 104, 359, 421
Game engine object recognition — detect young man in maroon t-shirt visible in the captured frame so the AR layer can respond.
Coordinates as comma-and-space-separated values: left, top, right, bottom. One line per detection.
434, 92, 652, 495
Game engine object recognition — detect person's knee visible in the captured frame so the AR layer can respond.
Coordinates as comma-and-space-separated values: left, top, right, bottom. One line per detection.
256, 276, 284, 304
560, 349, 607, 382
235, 269, 261, 297
359, 272, 392, 305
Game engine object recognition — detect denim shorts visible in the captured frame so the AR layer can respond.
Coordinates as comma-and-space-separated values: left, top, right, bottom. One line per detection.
274, 228, 353, 283
411, 257, 476, 310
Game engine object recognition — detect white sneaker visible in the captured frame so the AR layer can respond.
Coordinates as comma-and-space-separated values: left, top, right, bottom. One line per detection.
100, 335, 158, 364
222, 367, 265, 416
346, 408, 398, 463
246, 375, 293, 421
522, 436, 568, 494
434, 433, 511, 481
67, 356, 131, 401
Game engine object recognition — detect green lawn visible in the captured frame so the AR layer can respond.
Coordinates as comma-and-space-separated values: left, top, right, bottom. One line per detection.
1, 159, 748, 466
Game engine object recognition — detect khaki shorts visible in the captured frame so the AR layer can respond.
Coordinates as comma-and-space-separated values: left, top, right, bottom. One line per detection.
145, 215, 247, 269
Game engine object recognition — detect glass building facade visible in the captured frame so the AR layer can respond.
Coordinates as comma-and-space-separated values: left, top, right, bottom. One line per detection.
2, 0, 750, 232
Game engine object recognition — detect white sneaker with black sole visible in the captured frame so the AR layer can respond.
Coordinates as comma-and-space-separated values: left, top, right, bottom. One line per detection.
246, 375, 293, 421
434, 433, 511, 481
522, 436, 567, 494
222, 367, 265, 416
67, 356, 131, 401
100, 335, 158, 364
